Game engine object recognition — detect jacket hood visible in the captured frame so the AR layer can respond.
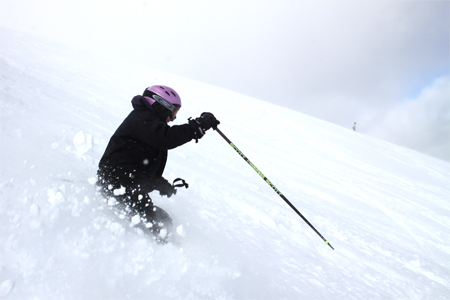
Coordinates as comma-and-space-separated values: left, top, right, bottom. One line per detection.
131, 95, 153, 110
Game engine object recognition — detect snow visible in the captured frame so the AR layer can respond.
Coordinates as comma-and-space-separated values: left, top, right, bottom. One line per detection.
1, 27, 450, 299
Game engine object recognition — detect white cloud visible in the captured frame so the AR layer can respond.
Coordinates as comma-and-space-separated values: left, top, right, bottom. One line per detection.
366, 76, 449, 162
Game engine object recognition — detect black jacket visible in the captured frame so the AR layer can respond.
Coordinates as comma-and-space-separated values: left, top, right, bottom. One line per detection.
98, 96, 196, 190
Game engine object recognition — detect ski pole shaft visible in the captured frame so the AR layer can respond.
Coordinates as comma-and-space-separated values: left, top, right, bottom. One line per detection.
214, 127, 334, 250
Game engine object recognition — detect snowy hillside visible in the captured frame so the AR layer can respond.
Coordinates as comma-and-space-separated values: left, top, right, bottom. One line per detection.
1, 28, 449, 300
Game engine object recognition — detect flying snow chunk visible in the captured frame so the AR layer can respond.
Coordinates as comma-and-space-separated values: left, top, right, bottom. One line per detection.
107, 198, 117, 206
73, 130, 93, 155
131, 215, 141, 226
47, 188, 65, 205
176, 224, 186, 237
159, 228, 168, 239
113, 186, 126, 196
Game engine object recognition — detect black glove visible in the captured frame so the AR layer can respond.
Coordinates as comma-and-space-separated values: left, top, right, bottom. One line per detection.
188, 113, 220, 143
156, 178, 176, 198
198, 113, 220, 131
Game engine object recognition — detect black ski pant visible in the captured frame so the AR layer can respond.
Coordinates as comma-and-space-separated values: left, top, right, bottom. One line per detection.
96, 173, 173, 238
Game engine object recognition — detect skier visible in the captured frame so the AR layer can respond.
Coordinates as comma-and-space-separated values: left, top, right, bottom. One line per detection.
352, 122, 356, 131
97, 85, 220, 242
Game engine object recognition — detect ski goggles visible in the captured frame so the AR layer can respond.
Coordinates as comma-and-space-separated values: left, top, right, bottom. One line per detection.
152, 94, 180, 120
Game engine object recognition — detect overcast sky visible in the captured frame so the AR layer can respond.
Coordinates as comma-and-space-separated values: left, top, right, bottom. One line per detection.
1, 0, 449, 161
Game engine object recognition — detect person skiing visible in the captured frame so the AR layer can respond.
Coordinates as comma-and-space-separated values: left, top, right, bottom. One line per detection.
96, 85, 220, 243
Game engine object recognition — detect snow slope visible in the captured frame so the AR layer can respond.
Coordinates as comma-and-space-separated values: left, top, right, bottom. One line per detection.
1, 28, 449, 300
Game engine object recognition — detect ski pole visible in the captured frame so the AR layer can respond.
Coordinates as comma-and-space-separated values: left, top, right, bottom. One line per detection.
214, 126, 334, 250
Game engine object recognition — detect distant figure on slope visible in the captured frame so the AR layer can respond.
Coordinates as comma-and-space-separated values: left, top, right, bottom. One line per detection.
352, 122, 356, 131
97, 85, 220, 243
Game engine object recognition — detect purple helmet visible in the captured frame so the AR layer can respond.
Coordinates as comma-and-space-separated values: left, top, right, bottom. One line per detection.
143, 85, 182, 110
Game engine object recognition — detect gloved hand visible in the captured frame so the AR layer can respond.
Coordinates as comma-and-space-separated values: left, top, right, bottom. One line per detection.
197, 113, 220, 131
188, 113, 220, 143
157, 178, 176, 198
